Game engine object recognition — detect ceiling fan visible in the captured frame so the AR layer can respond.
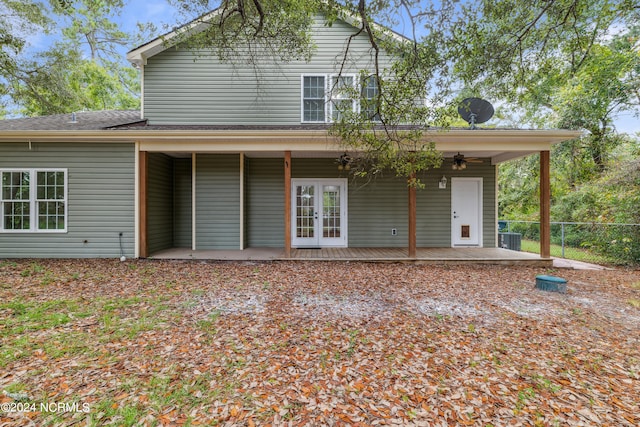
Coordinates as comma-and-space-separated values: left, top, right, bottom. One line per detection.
452, 152, 482, 170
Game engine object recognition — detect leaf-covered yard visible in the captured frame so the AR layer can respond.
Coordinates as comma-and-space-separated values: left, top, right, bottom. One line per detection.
1, 259, 639, 426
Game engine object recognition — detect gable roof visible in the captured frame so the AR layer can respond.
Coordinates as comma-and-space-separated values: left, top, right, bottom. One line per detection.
127, 7, 407, 67
0, 110, 144, 131
127, 8, 223, 67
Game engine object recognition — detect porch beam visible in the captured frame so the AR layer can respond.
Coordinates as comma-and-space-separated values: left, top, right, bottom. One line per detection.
284, 151, 291, 258
139, 150, 148, 258
540, 150, 551, 258
408, 176, 417, 258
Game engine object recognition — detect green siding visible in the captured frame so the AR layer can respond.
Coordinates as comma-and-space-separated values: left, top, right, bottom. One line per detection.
154, 156, 496, 251
417, 161, 497, 247
0, 142, 135, 258
348, 175, 408, 247
291, 158, 341, 179
245, 158, 284, 247
143, 16, 391, 125
287, 158, 497, 248
173, 158, 192, 248
238, 157, 498, 249
195, 154, 240, 249
147, 153, 173, 254
416, 168, 450, 247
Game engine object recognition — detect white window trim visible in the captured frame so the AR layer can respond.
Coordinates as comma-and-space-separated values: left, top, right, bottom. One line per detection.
328, 73, 358, 122
361, 74, 382, 123
301, 73, 382, 123
0, 168, 68, 233
301, 74, 328, 123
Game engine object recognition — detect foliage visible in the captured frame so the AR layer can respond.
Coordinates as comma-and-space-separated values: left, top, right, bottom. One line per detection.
520, 238, 618, 265
168, 0, 319, 64
167, 0, 638, 188
478, 0, 639, 265
498, 154, 541, 219
457, 0, 639, 173
169, 0, 461, 186
501, 137, 640, 265
552, 152, 640, 264
0, 0, 52, 114
552, 33, 640, 171
0, 0, 140, 116
53, 0, 129, 61
455, 0, 638, 103
324, 1, 459, 186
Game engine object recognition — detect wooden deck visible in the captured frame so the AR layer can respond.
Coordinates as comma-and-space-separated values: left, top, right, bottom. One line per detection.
151, 247, 552, 266
289, 247, 551, 266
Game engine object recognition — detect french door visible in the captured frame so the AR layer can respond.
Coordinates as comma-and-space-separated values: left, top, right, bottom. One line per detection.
291, 179, 347, 248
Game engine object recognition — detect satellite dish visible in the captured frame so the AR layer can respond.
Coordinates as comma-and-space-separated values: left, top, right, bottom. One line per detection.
458, 98, 494, 129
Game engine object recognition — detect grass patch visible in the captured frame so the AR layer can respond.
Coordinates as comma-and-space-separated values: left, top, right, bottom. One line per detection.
0, 295, 172, 367
97, 305, 168, 340
0, 297, 99, 366
521, 239, 616, 265
20, 262, 46, 277
628, 299, 640, 308
84, 397, 145, 427
0, 299, 80, 336
0, 260, 18, 268
102, 296, 143, 312
197, 310, 221, 334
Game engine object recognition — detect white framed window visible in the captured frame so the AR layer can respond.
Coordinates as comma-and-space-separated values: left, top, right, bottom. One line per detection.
329, 74, 357, 122
1, 169, 67, 233
302, 75, 327, 123
361, 75, 381, 122
301, 73, 380, 123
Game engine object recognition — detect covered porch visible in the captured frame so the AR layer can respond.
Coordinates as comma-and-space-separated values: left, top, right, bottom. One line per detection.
149, 246, 552, 266
135, 128, 582, 261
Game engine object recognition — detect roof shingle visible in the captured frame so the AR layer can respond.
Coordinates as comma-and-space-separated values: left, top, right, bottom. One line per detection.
0, 110, 144, 131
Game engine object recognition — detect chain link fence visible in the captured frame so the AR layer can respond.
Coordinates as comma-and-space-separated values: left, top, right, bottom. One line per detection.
499, 220, 640, 267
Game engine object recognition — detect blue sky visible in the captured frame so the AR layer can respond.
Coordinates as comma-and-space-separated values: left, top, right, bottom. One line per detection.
121, 0, 179, 35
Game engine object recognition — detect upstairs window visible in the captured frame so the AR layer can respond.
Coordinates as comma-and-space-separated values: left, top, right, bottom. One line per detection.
302, 75, 326, 122
302, 73, 380, 123
361, 75, 381, 122
329, 74, 356, 122
1, 169, 67, 232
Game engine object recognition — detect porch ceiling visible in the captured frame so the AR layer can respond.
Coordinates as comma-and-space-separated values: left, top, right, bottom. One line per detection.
137, 128, 582, 164
163, 149, 546, 165
163, 150, 513, 164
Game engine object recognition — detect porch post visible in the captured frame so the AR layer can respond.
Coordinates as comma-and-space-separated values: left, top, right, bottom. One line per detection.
239, 152, 245, 250
139, 150, 148, 258
284, 151, 291, 258
540, 150, 551, 258
408, 175, 417, 258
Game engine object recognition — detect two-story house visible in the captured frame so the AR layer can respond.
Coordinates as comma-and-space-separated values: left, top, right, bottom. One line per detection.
0, 12, 579, 261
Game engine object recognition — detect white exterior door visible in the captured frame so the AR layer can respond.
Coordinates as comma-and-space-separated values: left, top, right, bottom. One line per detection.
291, 179, 347, 248
451, 177, 483, 247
